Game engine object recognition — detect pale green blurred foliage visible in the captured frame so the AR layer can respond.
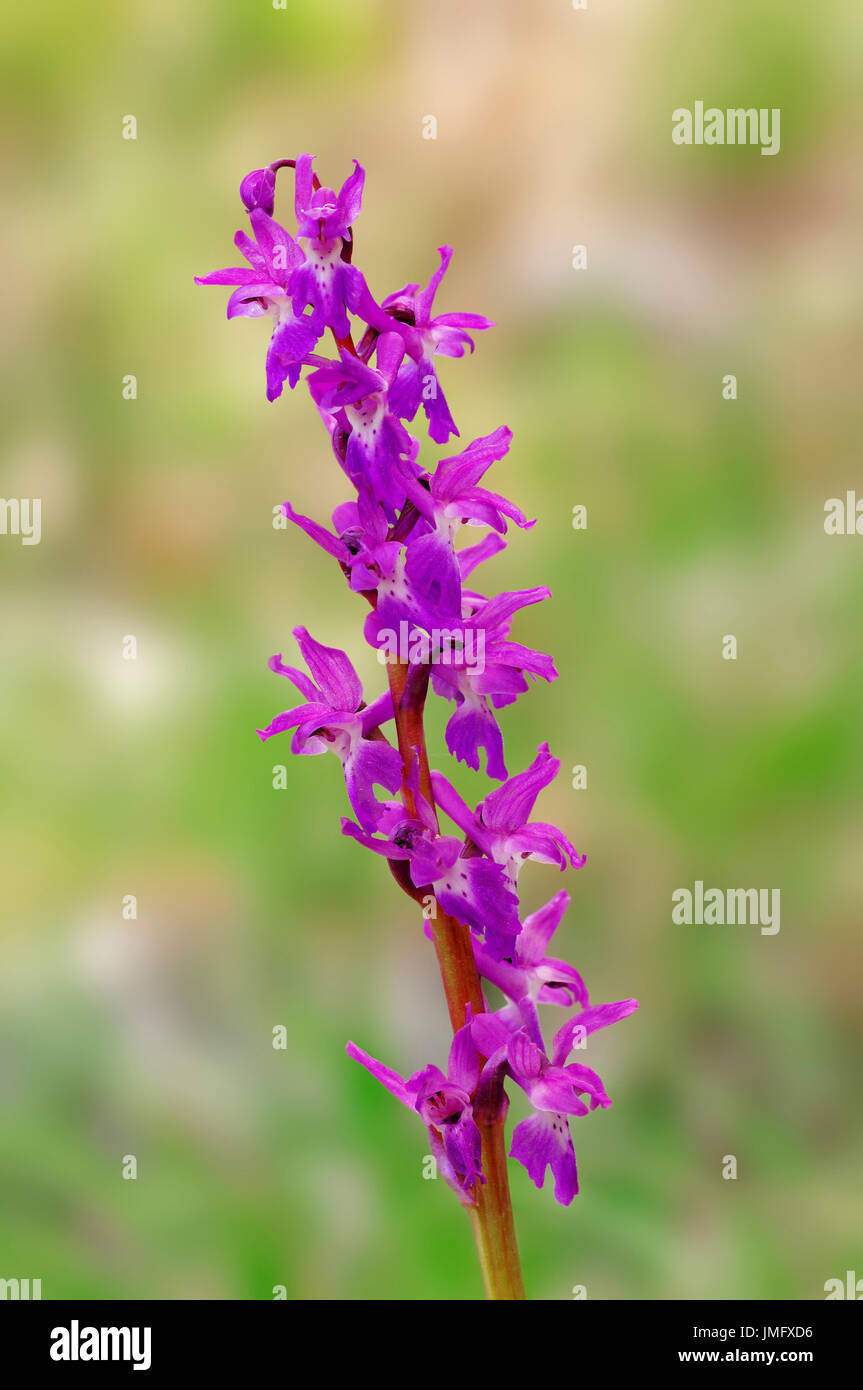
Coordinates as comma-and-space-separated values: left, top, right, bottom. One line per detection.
1, 0, 861, 1300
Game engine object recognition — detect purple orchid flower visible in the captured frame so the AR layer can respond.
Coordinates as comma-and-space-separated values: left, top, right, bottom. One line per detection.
432, 742, 585, 883
288, 153, 368, 340
399, 426, 532, 624
359, 504, 503, 658
428, 588, 558, 780
341, 762, 520, 959
363, 531, 488, 663
472, 889, 589, 1022
195, 208, 318, 401
307, 333, 420, 518
347, 1022, 483, 1201
471, 998, 638, 1205
256, 626, 401, 831
385, 246, 495, 444
281, 487, 402, 596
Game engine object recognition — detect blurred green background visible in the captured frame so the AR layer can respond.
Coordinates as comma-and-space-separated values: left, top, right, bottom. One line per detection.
1, 0, 861, 1300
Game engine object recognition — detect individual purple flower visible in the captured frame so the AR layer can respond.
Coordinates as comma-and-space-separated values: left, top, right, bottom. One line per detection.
400, 426, 531, 623
472, 889, 589, 1027
289, 153, 368, 340
281, 487, 402, 596
361, 544, 475, 664
385, 246, 495, 444
347, 1022, 483, 1201
368, 578, 554, 785
428, 589, 558, 780
293, 152, 364, 242
432, 742, 585, 879
307, 333, 420, 518
195, 208, 317, 401
471, 998, 638, 1205
341, 764, 520, 959
256, 626, 401, 830
360, 499, 495, 655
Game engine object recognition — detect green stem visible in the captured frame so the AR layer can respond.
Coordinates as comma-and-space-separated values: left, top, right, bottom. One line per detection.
468, 1122, 526, 1300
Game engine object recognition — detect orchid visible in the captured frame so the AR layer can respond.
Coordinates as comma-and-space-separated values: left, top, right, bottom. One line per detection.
255, 625, 400, 831
197, 154, 638, 1300
471, 999, 639, 1205
307, 333, 419, 517
194, 208, 317, 401
282, 490, 401, 596
346, 1023, 483, 1201
289, 153, 368, 340
341, 757, 520, 959
384, 245, 495, 444
432, 743, 586, 881
471, 890, 590, 1020
400, 426, 532, 622
428, 594, 559, 780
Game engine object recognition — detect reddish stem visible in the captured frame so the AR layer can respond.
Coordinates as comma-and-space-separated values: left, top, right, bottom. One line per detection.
273, 166, 525, 1293
385, 658, 525, 1298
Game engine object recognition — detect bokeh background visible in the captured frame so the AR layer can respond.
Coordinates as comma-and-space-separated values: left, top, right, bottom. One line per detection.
2, 0, 861, 1300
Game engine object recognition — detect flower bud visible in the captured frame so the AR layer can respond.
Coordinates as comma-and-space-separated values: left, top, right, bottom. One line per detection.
239, 165, 277, 216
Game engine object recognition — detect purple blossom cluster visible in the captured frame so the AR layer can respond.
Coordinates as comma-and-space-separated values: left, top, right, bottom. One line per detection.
197, 155, 637, 1209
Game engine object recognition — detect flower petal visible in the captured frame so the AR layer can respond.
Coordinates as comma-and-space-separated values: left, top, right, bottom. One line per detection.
346, 1042, 413, 1108
480, 743, 559, 833
444, 698, 507, 782
435, 857, 520, 958
292, 627, 362, 712
514, 889, 569, 967
342, 737, 404, 830
195, 266, 265, 287
433, 426, 513, 501
415, 246, 453, 324
447, 1022, 480, 1094
256, 701, 331, 742
552, 999, 639, 1065
511, 1113, 579, 1206
282, 501, 350, 563
457, 532, 506, 581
